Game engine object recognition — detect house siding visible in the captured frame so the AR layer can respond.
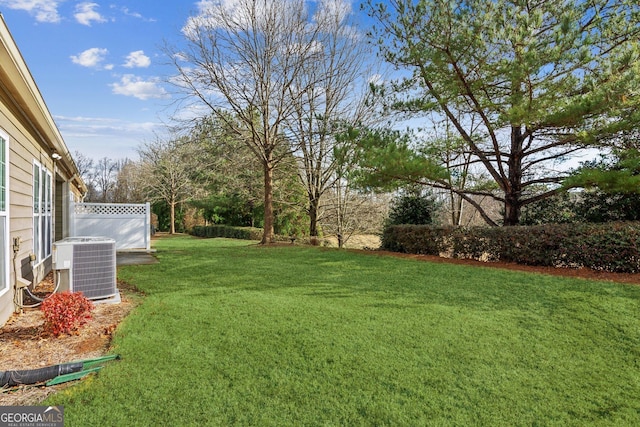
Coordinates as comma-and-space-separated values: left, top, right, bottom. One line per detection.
0, 15, 86, 326
0, 103, 51, 321
0, 107, 79, 325
54, 180, 63, 242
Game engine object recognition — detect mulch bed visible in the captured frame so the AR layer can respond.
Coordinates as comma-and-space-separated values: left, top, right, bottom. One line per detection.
366, 250, 640, 285
0, 280, 138, 406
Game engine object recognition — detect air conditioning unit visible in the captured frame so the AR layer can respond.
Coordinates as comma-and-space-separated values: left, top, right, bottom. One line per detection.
52, 237, 117, 300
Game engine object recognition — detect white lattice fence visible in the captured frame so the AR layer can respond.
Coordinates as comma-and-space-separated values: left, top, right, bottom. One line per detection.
71, 202, 151, 250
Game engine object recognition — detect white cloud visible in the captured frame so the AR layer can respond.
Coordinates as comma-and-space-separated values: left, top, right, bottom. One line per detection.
183, 0, 270, 36
56, 115, 118, 124
123, 51, 151, 68
314, 0, 351, 26
0, 0, 62, 23
55, 115, 164, 160
172, 52, 189, 63
74, 2, 107, 26
56, 115, 160, 135
110, 75, 169, 100
70, 47, 112, 69
171, 102, 213, 122
120, 6, 156, 22
120, 6, 141, 19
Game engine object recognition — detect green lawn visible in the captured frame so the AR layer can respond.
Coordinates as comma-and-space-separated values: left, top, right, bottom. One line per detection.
47, 236, 640, 426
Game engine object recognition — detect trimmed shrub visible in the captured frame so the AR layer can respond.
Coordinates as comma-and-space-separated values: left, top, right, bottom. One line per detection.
191, 225, 263, 241
191, 225, 327, 245
381, 224, 451, 255
41, 291, 94, 337
450, 226, 500, 261
559, 222, 640, 272
382, 222, 640, 273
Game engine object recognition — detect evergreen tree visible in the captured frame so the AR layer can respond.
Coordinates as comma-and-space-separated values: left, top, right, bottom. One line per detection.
363, 0, 640, 226
386, 188, 441, 226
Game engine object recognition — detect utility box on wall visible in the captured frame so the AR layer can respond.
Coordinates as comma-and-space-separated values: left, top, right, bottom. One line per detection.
52, 237, 117, 300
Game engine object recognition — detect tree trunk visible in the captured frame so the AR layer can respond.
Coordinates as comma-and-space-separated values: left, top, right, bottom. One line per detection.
308, 195, 320, 237
503, 125, 524, 226
335, 180, 345, 248
170, 200, 176, 234
503, 195, 520, 226
261, 159, 275, 244
449, 192, 463, 226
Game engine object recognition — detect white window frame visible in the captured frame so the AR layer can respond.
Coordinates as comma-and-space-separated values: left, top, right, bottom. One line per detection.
33, 160, 52, 265
0, 130, 9, 297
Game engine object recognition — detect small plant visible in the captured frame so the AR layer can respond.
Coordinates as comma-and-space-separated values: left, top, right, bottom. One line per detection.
41, 291, 94, 337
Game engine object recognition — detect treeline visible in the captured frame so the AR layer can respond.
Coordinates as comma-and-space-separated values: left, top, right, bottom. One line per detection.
74, 114, 390, 247
76, 0, 640, 249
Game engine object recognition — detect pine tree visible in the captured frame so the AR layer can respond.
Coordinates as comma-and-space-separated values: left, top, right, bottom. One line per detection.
364, 0, 640, 225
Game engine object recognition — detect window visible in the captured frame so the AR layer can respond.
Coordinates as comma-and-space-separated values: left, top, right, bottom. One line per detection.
33, 161, 52, 264
0, 131, 8, 296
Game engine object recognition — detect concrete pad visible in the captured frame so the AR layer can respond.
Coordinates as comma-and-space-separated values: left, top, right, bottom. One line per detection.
116, 252, 158, 266
93, 291, 122, 305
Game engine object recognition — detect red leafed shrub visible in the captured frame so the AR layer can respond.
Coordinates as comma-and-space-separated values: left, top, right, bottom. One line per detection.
41, 291, 94, 337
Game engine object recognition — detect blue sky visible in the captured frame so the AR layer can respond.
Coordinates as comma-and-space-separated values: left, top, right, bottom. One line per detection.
1, 0, 379, 162
0, 1, 210, 160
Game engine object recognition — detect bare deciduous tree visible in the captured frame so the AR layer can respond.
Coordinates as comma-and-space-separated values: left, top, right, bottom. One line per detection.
325, 141, 388, 248
93, 157, 119, 202
113, 159, 146, 203
321, 180, 388, 248
138, 136, 205, 234
73, 151, 97, 201
285, 0, 378, 237
168, 0, 334, 243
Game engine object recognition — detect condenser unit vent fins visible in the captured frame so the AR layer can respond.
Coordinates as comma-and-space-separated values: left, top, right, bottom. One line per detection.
53, 237, 117, 300
72, 243, 117, 299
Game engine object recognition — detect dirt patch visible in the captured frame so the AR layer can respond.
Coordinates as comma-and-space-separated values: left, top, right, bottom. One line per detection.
0, 281, 140, 406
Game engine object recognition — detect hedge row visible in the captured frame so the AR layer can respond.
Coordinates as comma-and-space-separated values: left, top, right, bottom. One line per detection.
191, 225, 308, 244
191, 225, 263, 241
382, 222, 640, 273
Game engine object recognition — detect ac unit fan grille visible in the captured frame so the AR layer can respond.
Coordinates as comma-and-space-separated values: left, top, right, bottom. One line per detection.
71, 243, 116, 299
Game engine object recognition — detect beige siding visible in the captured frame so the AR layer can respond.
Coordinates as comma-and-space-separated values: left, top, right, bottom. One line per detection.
0, 97, 70, 324
0, 294, 12, 329
0, 16, 86, 326
0, 103, 35, 304
55, 180, 63, 241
